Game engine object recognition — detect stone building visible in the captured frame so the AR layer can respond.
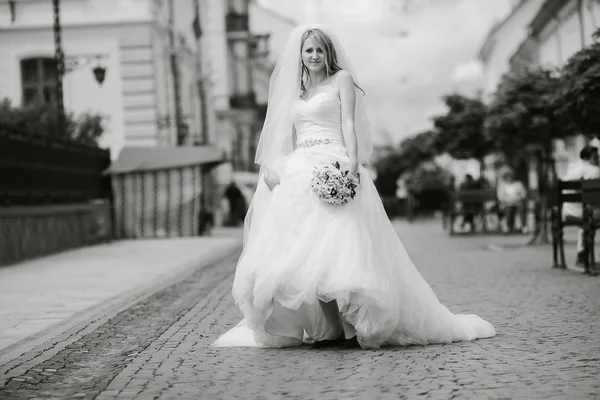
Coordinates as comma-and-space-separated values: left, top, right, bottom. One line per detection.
0, 0, 209, 157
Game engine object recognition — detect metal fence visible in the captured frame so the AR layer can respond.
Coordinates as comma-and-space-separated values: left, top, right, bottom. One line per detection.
0, 128, 112, 206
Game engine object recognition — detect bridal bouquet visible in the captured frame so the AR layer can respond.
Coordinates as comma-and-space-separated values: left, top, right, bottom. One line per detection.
311, 162, 360, 205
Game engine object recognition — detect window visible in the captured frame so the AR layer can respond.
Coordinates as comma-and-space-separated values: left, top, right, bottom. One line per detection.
20, 57, 57, 106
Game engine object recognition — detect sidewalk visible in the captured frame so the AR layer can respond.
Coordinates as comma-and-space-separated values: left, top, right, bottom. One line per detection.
0, 228, 242, 363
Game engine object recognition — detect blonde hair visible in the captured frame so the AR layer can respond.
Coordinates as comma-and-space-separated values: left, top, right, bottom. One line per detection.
299, 29, 364, 99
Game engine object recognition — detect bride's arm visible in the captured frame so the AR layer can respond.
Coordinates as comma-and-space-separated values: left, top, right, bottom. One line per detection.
264, 125, 295, 191
292, 124, 297, 150
337, 71, 359, 176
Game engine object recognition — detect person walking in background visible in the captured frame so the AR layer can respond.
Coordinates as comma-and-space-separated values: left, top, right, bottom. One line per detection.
562, 145, 600, 265
224, 181, 246, 226
496, 169, 527, 233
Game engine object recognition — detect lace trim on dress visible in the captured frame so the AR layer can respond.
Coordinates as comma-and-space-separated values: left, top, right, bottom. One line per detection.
297, 137, 331, 148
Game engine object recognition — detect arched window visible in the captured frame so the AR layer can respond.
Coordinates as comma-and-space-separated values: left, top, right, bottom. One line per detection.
20, 57, 57, 106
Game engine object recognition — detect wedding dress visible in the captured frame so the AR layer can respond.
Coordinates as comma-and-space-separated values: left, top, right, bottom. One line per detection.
212, 87, 496, 349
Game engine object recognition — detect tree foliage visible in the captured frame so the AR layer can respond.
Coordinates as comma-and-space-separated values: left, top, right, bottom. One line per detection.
484, 68, 564, 158
0, 98, 105, 147
403, 163, 454, 193
552, 28, 600, 136
373, 130, 438, 196
397, 129, 438, 168
432, 94, 491, 161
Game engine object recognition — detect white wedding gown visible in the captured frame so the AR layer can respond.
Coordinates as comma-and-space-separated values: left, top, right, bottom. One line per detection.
213, 89, 495, 349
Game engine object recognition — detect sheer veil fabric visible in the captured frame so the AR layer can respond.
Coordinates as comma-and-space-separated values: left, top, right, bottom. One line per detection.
245, 24, 372, 246
254, 24, 373, 174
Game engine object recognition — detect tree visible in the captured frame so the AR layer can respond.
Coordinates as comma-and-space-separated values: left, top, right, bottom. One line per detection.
485, 67, 565, 245
484, 67, 564, 175
373, 130, 437, 196
432, 94, 491, 174
403, 162, 454, 215
403, 163, 454, 193
73, 114, 106, 147
552, 28, 600, 137
0, 98, 105, 147
397, 129, 438, 169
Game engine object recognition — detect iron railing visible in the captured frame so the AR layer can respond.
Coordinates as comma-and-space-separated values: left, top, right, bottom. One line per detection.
0, 128, 112, 206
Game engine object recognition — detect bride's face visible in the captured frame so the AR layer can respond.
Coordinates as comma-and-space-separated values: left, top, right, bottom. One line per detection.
301, 37, 326, 73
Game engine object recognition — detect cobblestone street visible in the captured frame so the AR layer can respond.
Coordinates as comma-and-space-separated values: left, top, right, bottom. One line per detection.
1, 220, 599, 399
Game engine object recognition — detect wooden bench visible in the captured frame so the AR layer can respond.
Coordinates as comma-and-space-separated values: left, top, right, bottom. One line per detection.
447, 189, 497, 235
582, 179, 600, 276
551, 180, 582, 269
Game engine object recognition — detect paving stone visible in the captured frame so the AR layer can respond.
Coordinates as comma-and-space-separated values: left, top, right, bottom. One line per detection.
1, 221, 599, 399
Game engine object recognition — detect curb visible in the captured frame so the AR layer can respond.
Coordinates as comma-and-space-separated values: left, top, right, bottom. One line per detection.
0, 242, 242, 384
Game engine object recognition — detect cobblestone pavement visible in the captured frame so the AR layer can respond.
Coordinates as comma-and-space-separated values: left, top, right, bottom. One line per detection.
0, 233, 240, 352
1, 220, 599, 399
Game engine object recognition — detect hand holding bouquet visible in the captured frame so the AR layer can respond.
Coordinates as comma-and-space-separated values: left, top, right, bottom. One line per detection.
311, 161, 360, 205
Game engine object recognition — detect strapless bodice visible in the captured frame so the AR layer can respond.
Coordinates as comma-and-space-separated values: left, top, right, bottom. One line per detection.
293, 91, 345, 148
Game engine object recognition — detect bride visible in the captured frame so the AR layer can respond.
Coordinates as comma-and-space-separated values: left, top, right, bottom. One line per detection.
212, 25, 495, 349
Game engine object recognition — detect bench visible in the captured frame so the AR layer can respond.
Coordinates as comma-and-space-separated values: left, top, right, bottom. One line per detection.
447, 189, 498, 235
582, 179, 600, 276
550, 180, 582, 269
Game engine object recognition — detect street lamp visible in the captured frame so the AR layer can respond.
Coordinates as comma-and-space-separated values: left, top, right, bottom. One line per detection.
52, 0, 108, 131
64, 53, 109, 84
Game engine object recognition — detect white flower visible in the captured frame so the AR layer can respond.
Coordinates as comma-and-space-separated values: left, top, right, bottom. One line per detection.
311, 162, 360, 205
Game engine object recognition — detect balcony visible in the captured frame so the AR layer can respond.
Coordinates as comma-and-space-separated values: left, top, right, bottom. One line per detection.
249, 34, 270, 59
529, 0, 564, 37
226, 12, 249, 33
229, 92, 256, 109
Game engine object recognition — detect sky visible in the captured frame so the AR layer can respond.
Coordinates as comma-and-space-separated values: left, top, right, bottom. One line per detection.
257, 0, 513, 146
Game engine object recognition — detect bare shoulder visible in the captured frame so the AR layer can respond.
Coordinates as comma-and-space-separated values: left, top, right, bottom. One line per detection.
335, 70, 353, 88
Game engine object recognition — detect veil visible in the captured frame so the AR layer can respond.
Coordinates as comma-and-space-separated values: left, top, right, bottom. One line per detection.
242, 24, 373, 247
254, 24, 373, 174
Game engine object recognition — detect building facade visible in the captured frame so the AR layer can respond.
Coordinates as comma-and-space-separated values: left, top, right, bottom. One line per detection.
202, 0, 258, 176
478, 0, 600, 177
478, 0, 546, 99
0, 0, 205, 158
530, 0, 600, 175
532, 0, 600, 67
201, 0, 293, 176
195, 0, 294, 223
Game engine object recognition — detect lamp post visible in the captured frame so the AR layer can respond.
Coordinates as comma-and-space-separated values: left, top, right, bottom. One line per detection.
52, 0, 108, 134
168, 0, 185, 146
52, 0, 66, 133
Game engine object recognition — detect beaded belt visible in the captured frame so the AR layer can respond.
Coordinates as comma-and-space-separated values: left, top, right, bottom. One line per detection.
297, 138, 332, 148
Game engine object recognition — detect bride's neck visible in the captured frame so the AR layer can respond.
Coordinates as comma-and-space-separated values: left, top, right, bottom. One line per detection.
308, 70, 328, 86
